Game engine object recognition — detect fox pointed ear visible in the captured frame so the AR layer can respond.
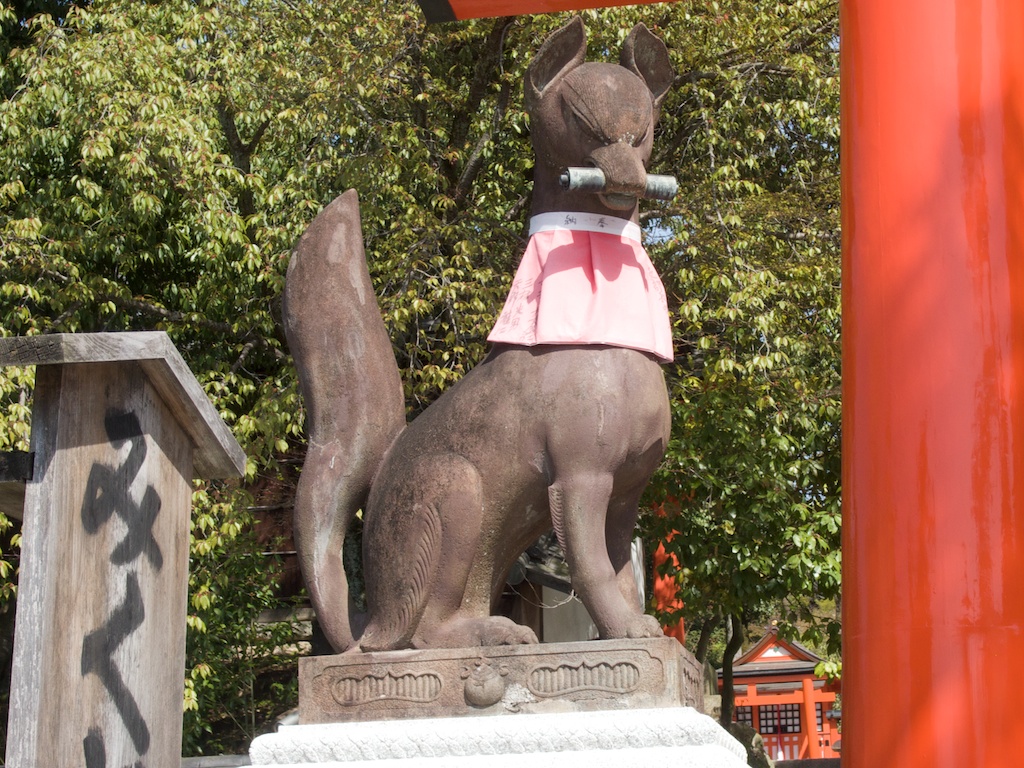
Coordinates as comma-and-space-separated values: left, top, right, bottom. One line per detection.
525, 16, 587, 112
621, 24, 675, 110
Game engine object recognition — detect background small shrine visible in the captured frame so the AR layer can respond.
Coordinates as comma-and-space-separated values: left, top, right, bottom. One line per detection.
721, 627, 841, 761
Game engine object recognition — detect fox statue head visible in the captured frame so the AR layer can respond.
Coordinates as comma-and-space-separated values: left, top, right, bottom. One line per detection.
525, 18, 675, 217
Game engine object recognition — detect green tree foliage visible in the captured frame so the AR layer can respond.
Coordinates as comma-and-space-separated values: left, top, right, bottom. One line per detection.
184, 506, 301, 754
1, 0, 840, 749
639, 0, 841, 725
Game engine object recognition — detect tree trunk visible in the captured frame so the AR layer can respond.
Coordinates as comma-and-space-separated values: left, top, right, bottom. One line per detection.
694, 614, 719, 665
719, 612, 745, 729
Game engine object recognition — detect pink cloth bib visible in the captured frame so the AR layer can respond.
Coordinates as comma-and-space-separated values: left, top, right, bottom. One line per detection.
487, 212, 673, 363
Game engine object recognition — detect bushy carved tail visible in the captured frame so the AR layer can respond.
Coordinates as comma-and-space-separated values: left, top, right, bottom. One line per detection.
283, 189, 405, 652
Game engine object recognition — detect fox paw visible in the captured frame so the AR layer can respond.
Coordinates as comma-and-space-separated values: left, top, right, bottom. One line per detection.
414, 616, 539, 649
627, 614, 664, 638
476, 617, 539, 646
602, 613, 663, 640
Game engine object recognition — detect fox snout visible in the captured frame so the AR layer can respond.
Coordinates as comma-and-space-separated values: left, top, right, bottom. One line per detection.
585, 141, 650, 209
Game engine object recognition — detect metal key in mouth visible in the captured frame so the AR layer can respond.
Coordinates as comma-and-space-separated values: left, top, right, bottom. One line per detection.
559, 168, 679, 201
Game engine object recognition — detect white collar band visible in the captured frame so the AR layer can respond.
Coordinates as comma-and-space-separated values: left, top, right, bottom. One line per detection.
529, 212, 642, 243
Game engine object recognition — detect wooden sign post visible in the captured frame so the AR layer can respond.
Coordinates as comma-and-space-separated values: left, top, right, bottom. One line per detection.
416, 0, 665, 23
0, 332, 246, 768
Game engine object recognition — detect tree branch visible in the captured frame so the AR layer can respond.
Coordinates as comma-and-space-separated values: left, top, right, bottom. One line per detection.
450, 78, 512, 213
105, 296, 285, 361
441, 16, 516, 196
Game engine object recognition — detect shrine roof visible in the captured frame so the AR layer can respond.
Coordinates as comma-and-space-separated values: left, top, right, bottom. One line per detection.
718, 626, 827, 680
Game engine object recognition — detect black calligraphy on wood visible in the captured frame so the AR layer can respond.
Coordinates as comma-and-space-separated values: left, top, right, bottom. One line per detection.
81, 572, 150, 757
81, 411, 164, 570
84, 727, 144, 768
80, 409, 164, 767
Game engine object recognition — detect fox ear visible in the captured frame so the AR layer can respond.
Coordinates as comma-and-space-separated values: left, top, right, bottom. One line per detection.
525, 16, 587, 112
621, 24, 675, 110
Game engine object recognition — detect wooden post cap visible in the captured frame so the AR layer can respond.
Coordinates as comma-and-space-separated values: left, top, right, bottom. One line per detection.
0, 332, 246, 479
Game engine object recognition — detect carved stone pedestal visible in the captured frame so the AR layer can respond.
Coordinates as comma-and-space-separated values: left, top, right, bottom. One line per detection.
250, 639, 745, 767
299, 637, 703, 723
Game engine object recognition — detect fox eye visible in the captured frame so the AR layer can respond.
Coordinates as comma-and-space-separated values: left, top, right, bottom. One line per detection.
630, 124, 651, 147
565, 100, 604, 142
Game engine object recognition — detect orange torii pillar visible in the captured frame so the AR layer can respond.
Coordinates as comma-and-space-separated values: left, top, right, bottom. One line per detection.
842, 2, 1024, 767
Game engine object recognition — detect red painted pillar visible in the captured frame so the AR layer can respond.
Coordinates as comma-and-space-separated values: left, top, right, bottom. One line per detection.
800, 677, 821, 759
842, 2, 1024, 767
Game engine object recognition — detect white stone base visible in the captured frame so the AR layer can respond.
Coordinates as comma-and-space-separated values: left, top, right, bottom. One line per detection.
249, 707, 747, 768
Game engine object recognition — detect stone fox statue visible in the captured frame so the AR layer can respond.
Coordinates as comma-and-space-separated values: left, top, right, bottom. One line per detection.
283, 18, 676, 653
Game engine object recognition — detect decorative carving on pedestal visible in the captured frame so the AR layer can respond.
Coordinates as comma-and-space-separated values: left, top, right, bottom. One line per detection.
462, 657, 509, 708
300, 637, 701, 723
528, 659, 640, 697
681, 647, 705, 708
329, 670, 442, 707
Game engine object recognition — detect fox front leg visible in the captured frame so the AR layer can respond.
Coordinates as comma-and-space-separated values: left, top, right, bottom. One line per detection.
551, 477, 662, 639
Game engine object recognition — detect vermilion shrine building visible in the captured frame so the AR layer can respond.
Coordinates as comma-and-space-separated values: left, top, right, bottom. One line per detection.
721, 628, 841, 761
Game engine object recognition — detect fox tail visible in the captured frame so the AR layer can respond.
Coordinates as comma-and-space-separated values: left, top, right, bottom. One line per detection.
282, 189, 405, 652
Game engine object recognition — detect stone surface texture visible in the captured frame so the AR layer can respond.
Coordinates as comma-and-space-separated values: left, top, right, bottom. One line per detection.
249, 707, 747, 768
300, 637, 703, 723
